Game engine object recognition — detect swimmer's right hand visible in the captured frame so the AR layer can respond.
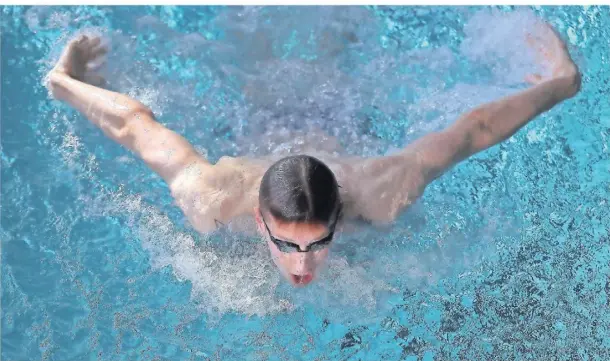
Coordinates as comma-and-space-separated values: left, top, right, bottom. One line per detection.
524, 22, 581, 97
47, 34, 109, 90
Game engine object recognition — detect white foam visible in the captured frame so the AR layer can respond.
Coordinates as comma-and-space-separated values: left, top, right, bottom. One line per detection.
80, 186, 408, 320
461, 8, 547, 85
59, 131, 82, 167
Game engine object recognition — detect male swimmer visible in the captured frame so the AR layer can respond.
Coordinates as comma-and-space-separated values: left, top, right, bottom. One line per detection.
46, 21, 581, 287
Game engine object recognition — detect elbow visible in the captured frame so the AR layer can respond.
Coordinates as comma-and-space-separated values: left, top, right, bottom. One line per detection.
460, 109, 495, 153
132, 104, 155, 121
470, 121, 496, 152
469, 108, 493, 135
121, 105, 154, 137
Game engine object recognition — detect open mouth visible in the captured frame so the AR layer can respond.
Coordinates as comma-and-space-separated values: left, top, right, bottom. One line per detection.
290, 273, 313, 286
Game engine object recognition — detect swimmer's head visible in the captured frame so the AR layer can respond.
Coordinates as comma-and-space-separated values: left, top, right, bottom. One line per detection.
254, 155, 342, 287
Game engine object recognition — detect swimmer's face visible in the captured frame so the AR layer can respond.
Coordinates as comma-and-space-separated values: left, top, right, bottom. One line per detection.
254, 208, 331, 287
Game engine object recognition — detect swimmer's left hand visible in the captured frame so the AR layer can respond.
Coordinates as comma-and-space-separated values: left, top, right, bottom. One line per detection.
524, 22, 581, 97
48, 34, 109, 90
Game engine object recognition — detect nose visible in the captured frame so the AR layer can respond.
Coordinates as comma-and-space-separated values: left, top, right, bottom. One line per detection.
292, 252, 314, 275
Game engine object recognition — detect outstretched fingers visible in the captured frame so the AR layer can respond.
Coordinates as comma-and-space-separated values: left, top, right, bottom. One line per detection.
91, 43, 109, 58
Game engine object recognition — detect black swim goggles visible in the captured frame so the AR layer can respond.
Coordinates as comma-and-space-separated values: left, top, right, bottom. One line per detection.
261, 206, 341, 253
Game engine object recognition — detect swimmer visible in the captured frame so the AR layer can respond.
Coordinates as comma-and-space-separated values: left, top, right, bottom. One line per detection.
46, 22, 580, 287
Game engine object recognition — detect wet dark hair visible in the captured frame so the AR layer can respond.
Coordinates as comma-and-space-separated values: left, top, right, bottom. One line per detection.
259, 155, 342, 225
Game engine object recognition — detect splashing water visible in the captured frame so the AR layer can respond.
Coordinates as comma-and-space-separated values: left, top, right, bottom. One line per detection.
3, 5, 610, 361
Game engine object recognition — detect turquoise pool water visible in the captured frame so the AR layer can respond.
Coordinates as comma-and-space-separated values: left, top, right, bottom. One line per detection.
2, 5, 609, 361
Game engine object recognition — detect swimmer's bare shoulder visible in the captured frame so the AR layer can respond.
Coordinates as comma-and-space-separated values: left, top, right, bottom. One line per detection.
169, 156, 269, 233
316, 152, 425, 225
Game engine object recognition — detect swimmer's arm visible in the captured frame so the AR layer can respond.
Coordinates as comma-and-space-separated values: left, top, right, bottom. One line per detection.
48, 72, 210, 185
408, 67, 581, 185
408, 23, 583, 185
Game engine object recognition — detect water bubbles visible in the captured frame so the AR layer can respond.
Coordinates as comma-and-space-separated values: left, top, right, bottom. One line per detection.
60, 131, 82, 168
460, 8, 545, 85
